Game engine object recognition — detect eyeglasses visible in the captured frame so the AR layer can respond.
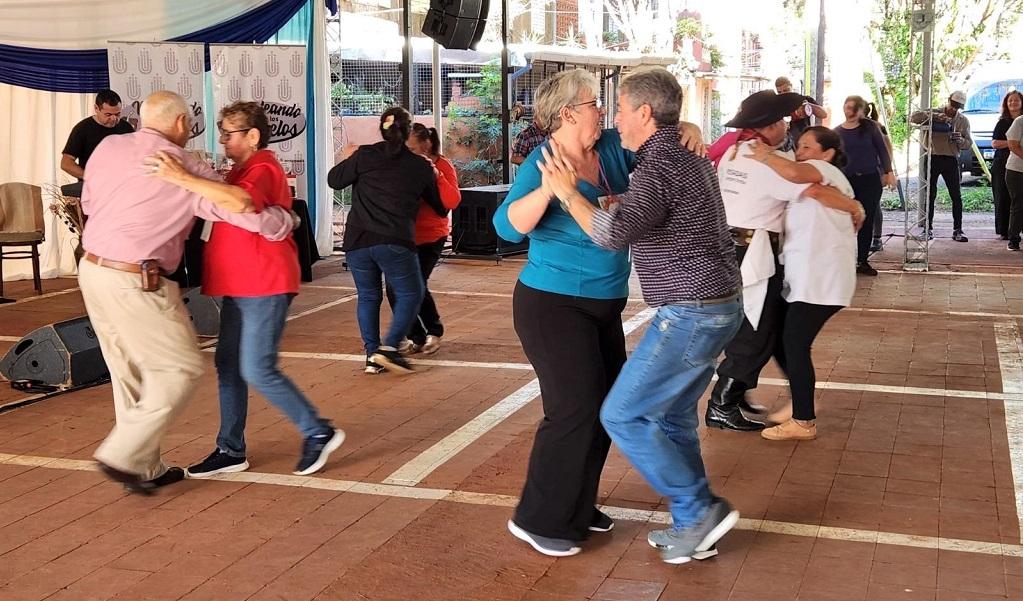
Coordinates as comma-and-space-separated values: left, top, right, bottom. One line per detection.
218, 127, 250, 139
568, 98, 603, 110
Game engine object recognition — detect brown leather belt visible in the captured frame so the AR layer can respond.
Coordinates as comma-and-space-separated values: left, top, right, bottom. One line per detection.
729, 227, 780, 247
84, 252, 157, 274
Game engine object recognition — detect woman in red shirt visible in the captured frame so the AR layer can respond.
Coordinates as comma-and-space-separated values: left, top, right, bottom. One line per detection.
152, 102, 343, 478
386, 123, 462, 356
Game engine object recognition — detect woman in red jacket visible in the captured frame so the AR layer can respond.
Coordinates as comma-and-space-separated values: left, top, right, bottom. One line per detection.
153, 101, 343, 478
387, 123, 462, 356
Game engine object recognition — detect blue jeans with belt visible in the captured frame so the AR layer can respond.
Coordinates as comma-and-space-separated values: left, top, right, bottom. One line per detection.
216, 294, 332, 457
346, 244, 425, 354
600, 297, 742, 528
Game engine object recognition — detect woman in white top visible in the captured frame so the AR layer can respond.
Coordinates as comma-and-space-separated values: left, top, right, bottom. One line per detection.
745, 126, 859, 441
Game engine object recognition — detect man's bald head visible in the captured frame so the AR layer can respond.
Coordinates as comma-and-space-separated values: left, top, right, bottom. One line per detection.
140, 91, 191, 146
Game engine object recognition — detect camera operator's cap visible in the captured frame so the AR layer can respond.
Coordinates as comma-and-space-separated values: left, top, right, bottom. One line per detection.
950, 90, 967, 105
725, 90, 806, 129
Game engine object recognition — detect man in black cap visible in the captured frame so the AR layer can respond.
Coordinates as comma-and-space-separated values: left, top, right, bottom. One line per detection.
707, 90, 865, 431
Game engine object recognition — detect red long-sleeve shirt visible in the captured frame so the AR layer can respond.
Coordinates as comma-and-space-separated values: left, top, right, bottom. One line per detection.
414, 155, 461, 245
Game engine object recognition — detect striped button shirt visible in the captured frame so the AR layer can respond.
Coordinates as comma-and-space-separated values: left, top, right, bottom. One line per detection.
590, 127, 740, 307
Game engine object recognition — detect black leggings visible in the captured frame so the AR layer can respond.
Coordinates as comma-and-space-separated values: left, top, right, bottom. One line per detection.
512, 282, 627, 541
385, 237, 446, 344
778, 302, 842, 420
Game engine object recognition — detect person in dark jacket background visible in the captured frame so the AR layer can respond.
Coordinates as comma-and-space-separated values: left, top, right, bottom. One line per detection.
994, 91, 1023, 245
328, 107, 446, 374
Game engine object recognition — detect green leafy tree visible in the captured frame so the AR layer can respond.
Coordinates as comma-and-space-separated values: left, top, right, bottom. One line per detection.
446, 60, 524, 186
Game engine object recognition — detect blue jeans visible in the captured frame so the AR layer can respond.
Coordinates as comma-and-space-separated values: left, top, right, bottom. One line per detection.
215, 294, 331, 457
600, 298, 742, 528
346, 244, 425, 354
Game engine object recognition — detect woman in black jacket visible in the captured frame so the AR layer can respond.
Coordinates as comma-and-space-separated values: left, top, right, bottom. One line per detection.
994, 91, 1023, 244
328, 107, 446, 374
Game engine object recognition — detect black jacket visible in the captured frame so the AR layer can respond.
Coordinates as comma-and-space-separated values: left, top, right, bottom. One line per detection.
328, 142, 446, 250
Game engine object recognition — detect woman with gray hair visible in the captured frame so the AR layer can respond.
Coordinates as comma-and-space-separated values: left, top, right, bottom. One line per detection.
493, 68, 631, 557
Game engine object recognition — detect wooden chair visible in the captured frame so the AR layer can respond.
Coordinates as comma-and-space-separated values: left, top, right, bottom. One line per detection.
0, 183, 45, 298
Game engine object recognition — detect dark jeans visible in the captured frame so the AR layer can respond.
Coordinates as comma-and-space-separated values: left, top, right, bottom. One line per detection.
847, 173, 882, 263
993, 159, 1009, 236
716, 243, 786, 389
346, 244, 425, 354
215, 295, 331, 457
1008, 169, 1023, 243
385, 237, 446, 344
512, 282, 627, 541
780, 302, 842, 421
927, 155, 964, 231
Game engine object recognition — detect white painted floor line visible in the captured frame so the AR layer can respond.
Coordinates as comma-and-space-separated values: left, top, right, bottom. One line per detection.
993, 320, 1023, 544
756, 376, 1023, 403
275, 351, 534, 371
2, 452, 1021, 559
382, 307, 659, 487
303, 285, 648, 303
0, 335, 21, 342
0, 287, 81, 306
879, 269, 1023, 278
853, 307, 1023, 320
285, 293, 358, 321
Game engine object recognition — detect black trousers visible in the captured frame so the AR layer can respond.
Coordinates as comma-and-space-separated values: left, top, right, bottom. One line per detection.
993, 158, 1010, 236
385, 237, 446, 344
716, 243, 786, 389
847, 173, 883, 263
927, 155, 964, 231
512, 282, 627, 541
781, 302, 842, 421
1008, 170, 1023, 243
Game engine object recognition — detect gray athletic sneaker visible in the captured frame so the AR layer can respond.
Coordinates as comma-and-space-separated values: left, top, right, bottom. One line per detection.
507, 520, 581, 557
657, 498, 739, 564
647, 529, 718, 559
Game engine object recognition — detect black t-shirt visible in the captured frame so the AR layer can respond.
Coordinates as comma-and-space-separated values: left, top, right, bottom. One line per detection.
61, 117, 135, 176
994, 117, 1013, 163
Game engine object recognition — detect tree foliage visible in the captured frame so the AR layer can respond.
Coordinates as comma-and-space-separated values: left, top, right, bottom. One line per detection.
871, 0, 1022, 147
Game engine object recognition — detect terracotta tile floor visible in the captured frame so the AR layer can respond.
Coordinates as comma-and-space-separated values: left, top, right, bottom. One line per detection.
3, 229, 1023, 599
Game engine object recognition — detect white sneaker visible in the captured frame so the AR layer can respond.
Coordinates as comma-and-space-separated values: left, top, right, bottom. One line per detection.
397, 338, 421, 355
421, 335, 441, 355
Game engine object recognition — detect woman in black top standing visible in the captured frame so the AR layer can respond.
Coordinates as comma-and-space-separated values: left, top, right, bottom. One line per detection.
834, 95, 896, 276
994, 91, 1023, 245
328, 107, 446, 373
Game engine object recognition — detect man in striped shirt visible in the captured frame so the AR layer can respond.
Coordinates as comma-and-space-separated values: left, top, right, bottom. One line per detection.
541, 66, 743, 565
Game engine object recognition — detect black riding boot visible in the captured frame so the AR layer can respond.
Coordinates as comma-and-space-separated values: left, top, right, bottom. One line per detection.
705, 377, 766, 431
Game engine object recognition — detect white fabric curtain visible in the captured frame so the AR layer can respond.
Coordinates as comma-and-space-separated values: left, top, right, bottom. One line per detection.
0, 84, 89, 280
310, 0, 335, 257
0, 1, 275, 49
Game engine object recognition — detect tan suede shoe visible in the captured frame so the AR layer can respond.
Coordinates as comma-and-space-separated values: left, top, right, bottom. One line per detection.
761, 419, 817, 441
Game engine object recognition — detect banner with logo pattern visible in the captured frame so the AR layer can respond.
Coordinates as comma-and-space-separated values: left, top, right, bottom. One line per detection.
210, 43, 308, 198
107, 41, 207, 151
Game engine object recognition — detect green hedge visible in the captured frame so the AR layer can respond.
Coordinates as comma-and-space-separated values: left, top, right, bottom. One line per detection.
880, 184, 993, 212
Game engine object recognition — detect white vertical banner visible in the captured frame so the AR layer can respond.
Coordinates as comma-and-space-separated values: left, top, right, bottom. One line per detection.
210, 44, 308, 199
107, 41, 207, 151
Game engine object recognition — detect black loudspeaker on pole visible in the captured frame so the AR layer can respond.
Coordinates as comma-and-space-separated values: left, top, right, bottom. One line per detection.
422, 0, 491, 50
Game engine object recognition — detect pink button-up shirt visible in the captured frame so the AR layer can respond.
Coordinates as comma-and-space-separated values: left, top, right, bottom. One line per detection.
81, 128, 291, 272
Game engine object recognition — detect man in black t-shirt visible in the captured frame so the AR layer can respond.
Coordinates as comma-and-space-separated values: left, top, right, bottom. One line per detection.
775, 77, 827, 149
61, 89, 135, 186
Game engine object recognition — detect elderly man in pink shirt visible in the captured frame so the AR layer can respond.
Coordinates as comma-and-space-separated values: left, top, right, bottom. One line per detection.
80, 90, 294, 495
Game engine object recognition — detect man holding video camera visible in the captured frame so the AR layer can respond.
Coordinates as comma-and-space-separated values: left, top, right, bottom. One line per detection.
911, 91, 973, 242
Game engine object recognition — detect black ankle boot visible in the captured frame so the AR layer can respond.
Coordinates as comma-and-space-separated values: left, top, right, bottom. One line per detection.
712, 377, 765, 413
706, 377, 766, 431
